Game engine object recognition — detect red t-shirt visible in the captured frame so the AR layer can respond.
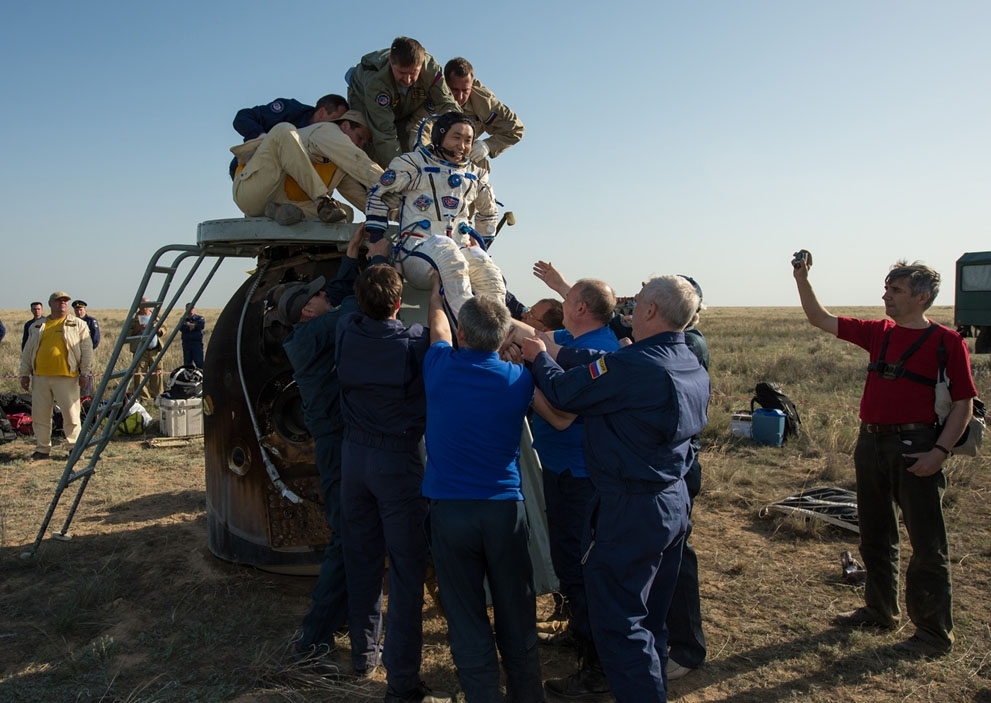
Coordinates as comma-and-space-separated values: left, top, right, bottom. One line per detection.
837, 318, 977, 424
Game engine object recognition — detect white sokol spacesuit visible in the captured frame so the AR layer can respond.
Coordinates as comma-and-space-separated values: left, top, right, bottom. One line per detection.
364, 121, 504, 317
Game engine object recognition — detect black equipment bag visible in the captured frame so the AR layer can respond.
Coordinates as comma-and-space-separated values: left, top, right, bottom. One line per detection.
751, 382, 802, 440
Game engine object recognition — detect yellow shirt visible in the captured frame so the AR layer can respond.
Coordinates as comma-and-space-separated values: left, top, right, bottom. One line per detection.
34, 317, 75, 377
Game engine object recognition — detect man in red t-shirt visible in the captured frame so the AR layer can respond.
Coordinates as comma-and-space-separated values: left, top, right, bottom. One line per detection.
793, 253, 976, 658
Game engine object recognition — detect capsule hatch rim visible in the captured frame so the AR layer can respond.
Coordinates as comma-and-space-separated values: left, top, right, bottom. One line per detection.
196, 218, 398, 255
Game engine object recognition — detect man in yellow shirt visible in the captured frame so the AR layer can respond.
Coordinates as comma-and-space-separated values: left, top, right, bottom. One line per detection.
19, 291, 94, 461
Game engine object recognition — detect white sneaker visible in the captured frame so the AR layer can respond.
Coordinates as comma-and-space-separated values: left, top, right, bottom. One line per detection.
667, 659, 695, 681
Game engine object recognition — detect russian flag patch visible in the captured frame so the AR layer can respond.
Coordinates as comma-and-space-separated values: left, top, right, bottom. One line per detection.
589, 358, 608, 378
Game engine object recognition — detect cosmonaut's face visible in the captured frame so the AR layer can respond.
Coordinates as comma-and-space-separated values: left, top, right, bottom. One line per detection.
441, 122, 474, 162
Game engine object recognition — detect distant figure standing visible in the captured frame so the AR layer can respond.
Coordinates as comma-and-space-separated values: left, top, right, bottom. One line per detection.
180, 305, 206, 368
0, 318, 6, 345
19, 291, 93, 460
72, 300, 101, 350
128, 298, 169, 403
22, 301, 44, 350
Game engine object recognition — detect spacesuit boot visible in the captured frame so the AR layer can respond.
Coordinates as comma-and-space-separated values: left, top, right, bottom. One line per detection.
544, 637, 611, 700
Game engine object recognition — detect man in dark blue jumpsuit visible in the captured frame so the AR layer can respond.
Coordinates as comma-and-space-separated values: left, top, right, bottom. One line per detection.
336, 264, 445, 702
523, 275, 709, 703
281, 228, 388, 659
229, 94, 349, 178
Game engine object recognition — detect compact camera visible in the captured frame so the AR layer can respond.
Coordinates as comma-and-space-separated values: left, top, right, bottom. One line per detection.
792, 250, 811, 269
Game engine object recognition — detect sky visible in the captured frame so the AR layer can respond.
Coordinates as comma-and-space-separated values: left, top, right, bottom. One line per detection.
1, 1, 988, 313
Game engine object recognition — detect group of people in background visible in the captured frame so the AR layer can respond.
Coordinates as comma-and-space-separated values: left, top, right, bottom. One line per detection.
11, 295, 208, 460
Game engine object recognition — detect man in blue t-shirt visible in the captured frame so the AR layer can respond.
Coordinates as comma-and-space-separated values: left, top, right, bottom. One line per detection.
422, 281, 543, 703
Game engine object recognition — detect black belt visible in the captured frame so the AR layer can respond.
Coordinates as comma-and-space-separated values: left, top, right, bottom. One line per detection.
862, 422, 935, 435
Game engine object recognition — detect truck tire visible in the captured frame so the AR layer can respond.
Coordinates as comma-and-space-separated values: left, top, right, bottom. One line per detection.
976, 326, 991, 354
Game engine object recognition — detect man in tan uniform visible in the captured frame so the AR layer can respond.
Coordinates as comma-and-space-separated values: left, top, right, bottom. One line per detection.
19, 291, 93, 460
231, 110, 383, 225
444, 57, 524, 169
346, 37, 460, 168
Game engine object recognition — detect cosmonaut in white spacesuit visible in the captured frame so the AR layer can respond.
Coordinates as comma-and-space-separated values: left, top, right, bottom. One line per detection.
363, 111, 506, 317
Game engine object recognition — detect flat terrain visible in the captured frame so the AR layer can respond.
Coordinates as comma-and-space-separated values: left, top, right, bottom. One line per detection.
1, 306, 989, 702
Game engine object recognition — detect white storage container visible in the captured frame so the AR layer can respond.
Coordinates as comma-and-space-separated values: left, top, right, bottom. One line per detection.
159, 396, 204, 437
731, 411, 753, 438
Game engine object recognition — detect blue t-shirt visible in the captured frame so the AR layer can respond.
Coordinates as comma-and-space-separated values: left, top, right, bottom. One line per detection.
531, 326, 620, 477
421, 342, 534, 500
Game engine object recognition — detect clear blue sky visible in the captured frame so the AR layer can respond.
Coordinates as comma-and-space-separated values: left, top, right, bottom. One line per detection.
1, 1, 988, 312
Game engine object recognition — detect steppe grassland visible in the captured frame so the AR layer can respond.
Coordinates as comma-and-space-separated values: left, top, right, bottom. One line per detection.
0, 305, 989, 703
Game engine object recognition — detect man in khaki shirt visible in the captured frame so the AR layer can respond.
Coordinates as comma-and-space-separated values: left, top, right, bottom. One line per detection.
231, 110, 383, 225
444, 57, 524, 169
19, 291, 93, 460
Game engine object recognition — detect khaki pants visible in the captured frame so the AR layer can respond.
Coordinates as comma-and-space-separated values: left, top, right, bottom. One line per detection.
132, 349, 164, 403
31, 374, 82, 454
232, 123, 328, 217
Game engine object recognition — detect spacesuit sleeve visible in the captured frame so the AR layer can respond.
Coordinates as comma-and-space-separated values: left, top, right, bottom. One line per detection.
365, 153, 418, 240
472, 169, 499, 238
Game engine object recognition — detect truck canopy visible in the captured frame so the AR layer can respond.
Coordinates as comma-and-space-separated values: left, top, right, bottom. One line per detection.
955, 251, 991, 327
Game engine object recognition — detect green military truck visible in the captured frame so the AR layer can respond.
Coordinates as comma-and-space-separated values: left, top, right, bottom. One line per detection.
955, 251, 991, 354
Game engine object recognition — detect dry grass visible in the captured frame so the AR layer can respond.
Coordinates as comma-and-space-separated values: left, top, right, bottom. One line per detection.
1, 306, 989, 702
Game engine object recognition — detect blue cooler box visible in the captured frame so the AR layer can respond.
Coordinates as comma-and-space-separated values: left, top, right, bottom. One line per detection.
752, 408, 786, 447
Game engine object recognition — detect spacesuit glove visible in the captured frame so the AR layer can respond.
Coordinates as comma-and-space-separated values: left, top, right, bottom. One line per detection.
469, 139, 490, 163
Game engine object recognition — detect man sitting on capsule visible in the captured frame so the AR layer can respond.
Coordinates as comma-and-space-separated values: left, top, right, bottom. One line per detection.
362, 111, 506, 319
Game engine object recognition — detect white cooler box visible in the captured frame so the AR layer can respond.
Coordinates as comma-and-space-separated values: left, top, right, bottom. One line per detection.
158, 396, 204, 437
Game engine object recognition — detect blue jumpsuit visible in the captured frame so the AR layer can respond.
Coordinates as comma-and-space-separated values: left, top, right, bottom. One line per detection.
281, 255, 364, 651
179, 313, 205, 367
335, 310, 431, 692
532, 331, 709, 703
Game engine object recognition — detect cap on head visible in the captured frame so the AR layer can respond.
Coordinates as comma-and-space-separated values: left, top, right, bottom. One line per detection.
49, 291, 71, 302
277, 276, 326, 325
678, 275, 704, 313
333, 109, 367, 128
72, 299, 88, 308
431, 112, 473, 149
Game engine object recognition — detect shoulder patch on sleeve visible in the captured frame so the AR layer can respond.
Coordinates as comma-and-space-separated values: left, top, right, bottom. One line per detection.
375, 91, 393, 108
484, 111, 497, 125
380, 170, 396, 186
589, 358, 608, 378
271, 100, 284, 113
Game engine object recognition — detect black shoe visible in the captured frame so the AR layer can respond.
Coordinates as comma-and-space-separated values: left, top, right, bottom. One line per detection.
544, 669, 611, 701
29, 451, 51, 461
383, 680, 451, 702
893, 634, 952, 659
832, 607, 897, 630
538, 628, 578, 649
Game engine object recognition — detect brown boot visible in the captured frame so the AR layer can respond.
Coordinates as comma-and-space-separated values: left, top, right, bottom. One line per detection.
316, 195, 347, 223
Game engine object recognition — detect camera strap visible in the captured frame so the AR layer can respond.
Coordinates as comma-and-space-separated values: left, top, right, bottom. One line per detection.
866, 322, 939, 386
